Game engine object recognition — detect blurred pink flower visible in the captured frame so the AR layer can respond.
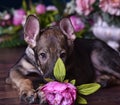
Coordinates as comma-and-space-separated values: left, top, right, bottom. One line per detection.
99, 0, 120, 16
13, 9, 26, 26
46, 5, 58, 11
70, 15, 85, 32
0, 13, 12, 26
36, 4, 46, 14
75, 0, 95, 16
39, 81, 76, 105
0, 21, 5, 26
3, 13, 11, 20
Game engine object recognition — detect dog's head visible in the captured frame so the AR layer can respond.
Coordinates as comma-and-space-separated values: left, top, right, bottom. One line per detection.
24, 15, 76, 77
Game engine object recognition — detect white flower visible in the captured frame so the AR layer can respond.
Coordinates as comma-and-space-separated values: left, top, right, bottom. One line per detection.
91, 17, 120, 52
64, 0, 76, 15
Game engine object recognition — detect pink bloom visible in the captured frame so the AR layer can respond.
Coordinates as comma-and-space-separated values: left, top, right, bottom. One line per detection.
13, 9, 26, 26
46, 5, 58, 11
36, 4, 46, 14
70, 15, 85, 32
0, 21, 5, 26
99, 0, 120, 16
3, 13, 11, 20
75, 0, 96, 16
39, 81, 77, 105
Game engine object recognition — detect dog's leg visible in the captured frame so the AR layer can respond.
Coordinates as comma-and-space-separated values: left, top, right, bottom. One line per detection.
7, 67, 37, 104
91, 40, 120, 87
95, 71, 120, 87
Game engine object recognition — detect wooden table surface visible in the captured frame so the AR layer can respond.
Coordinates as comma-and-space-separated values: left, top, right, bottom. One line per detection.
0, 47, 120, 105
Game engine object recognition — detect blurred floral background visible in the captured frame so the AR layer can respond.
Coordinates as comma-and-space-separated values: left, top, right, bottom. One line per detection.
0, 0, 120, 50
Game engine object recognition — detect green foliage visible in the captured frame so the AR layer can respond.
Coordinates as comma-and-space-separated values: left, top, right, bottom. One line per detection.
77, 83, 101, 95
77, 96, 87, 104
0, 35, 26, 48
76, 83, 101, 104
0, 26, 21, 35
22, 0, 27, 11
64, 79, 69, 83
44, 78, 54, 82
70, 79, 76, 85
54, 58, 66, 82
0, 25, 26, 47
38, 11, 59, 28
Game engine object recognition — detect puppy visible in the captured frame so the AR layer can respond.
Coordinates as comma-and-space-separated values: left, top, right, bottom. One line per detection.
6, 15, 120, 104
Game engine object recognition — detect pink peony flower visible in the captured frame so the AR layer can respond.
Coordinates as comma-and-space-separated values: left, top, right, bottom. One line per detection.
99, 0, 120, 16
35, 4, 46, 14
39, 81, 77, 105
13, 9, 26, 26
70, 15, 85, 32
75, 0, 96, 16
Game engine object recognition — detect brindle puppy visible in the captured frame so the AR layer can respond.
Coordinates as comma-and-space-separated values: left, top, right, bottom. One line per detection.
6, 15, 120, 104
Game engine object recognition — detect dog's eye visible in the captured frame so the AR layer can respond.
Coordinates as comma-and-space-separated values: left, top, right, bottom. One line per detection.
40, 53, 46, 59
60, 52, 66, 58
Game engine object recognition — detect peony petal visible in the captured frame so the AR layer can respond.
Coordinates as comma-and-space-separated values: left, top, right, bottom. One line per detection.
75, 0, 95, 15
70, 15, 85, 32
46, 93, 55, 105
61, 91, 73, 105
54, 93, 63, 104
40, 82, 76, 105
99, 0, 120, 16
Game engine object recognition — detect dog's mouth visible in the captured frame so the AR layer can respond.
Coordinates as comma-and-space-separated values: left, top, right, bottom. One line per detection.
36, 66, 44, 76
35, 62, 55, 80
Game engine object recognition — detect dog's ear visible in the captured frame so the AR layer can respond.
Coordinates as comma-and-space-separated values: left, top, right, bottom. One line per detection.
24, 15, 40, 48
59, 18, 76, 41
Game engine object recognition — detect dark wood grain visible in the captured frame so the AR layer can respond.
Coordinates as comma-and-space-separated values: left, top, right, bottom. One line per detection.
0, 47, 120, 105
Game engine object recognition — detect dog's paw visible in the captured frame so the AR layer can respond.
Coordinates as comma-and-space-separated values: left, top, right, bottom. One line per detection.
20, 89, 37, 104
37, 90, 47, 104
6, 77, 11, 84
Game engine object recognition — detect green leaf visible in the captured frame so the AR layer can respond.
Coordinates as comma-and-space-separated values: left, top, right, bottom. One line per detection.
70, 79, 76, 85
53, 58, 66, 82
77, 83, 101, 95
64, 79, 69, 83
44, 78, 54, 82
77, 96, 87, 104
22, 0, 27, 11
